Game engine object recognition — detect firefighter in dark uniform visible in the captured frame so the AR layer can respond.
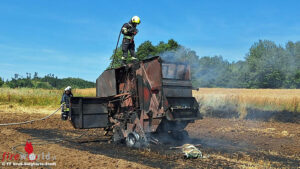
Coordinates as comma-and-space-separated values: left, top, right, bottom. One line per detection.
61, 86, 73, 120
121, 16, 141, 65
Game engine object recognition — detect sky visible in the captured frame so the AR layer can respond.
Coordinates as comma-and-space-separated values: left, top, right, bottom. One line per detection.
0, 0, 299, 82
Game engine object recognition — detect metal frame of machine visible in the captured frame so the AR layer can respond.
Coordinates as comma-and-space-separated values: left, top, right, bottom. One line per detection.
69, 56, 202, 147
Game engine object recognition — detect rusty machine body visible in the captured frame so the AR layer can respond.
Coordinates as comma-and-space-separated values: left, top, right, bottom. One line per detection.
69, 56, 202, 147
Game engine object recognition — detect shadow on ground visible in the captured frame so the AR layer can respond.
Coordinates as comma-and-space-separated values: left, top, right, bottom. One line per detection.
17, 128, 300, 168
17, 128, 178, 168
245, 108, 300, 123
203, 106, 300, 123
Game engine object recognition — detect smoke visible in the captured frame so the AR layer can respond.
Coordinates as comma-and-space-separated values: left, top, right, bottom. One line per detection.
158, 46, 233, 88
157, 44, 300, 123
159, 40, 300, 89
159, 47, 188, 63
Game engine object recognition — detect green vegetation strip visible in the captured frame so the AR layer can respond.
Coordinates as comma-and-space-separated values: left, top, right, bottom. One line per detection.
0, 88, 94, 107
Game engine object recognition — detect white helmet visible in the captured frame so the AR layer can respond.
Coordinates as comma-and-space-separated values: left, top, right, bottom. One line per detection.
65, 86, 72, 91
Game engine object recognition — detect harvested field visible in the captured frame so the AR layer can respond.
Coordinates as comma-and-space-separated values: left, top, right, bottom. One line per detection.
193, 88, 300, 123
0, 88, 299, 168
0, 111, 299, 168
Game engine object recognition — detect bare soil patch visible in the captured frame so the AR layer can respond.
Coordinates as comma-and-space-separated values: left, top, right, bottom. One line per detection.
0, 112, 299, 168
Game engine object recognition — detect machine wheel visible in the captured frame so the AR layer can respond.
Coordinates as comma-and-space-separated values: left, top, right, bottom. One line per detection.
126, 132, 141, 148
112, 127, 124, 143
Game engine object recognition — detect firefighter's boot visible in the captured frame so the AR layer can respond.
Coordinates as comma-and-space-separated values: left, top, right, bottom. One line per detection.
61, 112, 68, 120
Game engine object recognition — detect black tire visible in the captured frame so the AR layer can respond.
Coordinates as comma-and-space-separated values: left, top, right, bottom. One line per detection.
112, 127, 124, 143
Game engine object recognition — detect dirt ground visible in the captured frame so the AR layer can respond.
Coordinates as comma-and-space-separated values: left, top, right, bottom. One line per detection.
0, 111, 299, 168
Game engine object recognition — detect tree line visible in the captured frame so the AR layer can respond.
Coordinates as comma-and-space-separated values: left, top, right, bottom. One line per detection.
1, 39, 299, 89
110, 39, 300, 88
0, 73, 95, 89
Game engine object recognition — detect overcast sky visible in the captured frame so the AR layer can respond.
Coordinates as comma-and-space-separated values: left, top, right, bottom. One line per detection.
0, 0, 299, 81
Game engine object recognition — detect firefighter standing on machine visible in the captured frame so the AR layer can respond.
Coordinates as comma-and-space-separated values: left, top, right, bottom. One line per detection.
61, 86, 73, 120
121, 16, 141, 65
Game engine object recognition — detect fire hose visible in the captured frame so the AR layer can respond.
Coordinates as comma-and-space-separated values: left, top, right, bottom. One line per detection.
0, 104, 100, 168
0, 104, 63, 126
0, 104, 62, 169
112, 29, 122, 66
11, 129, 99, 169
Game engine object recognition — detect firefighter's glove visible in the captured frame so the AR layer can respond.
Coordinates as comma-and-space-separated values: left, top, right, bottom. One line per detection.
129, 28, 138, 34
62, 103, 69, 112
121, 27, 128, 34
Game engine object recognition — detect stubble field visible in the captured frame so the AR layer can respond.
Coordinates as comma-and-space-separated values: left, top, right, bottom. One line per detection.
0, 88, 299, 168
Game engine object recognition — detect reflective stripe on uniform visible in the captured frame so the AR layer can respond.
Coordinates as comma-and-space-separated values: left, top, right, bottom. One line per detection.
62, 104, 70, 112
124, 35, 133, 39
122, 27, 128, 34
